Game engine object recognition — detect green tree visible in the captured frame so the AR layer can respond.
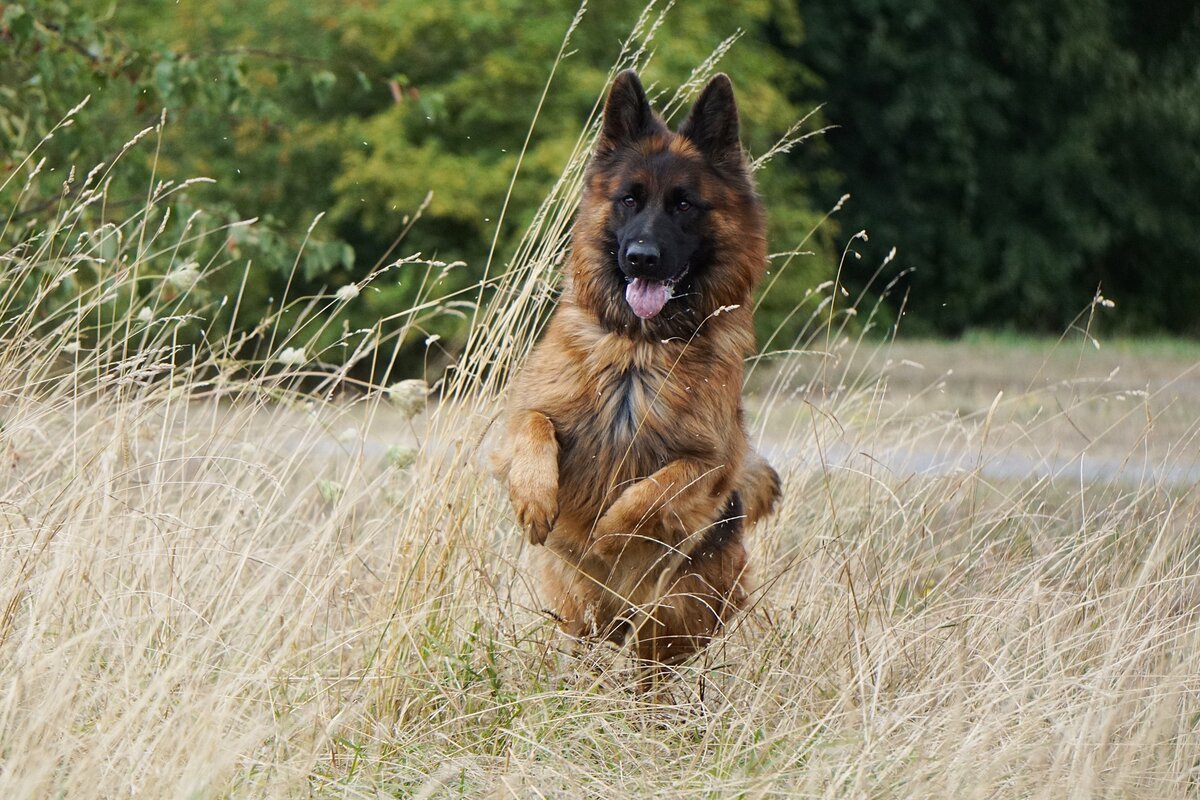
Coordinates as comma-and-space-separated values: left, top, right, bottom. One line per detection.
774, 0, 1200, 334
4, 1, 832, 374
299, 0, 831, 353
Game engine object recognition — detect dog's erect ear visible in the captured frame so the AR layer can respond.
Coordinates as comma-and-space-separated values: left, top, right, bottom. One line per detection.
678, 73, 742, 162
599, 70, 653, 149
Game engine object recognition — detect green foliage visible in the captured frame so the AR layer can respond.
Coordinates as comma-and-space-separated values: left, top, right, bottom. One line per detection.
775, 0, 1200, 334
2, 1, 833, 375
301, 0, 831, 355
12, 0, 1195, 363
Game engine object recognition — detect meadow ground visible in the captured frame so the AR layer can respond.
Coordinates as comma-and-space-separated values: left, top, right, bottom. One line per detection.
2, 328, 1198, 798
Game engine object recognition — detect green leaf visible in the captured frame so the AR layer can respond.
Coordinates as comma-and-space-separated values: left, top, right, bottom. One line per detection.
3, 5, 35, 42
311, 70, 337, 108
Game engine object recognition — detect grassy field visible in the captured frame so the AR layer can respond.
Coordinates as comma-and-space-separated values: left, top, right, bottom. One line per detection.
3, 312, 1199, 798
751, 333, 1200, 486
3, 79, 1200, 800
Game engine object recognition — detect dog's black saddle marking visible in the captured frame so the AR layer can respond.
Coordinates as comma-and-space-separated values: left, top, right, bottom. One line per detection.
690, 492, 743, 561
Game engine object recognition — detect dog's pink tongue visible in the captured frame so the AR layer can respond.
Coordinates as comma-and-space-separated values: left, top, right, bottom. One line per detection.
625, 278, 670, 319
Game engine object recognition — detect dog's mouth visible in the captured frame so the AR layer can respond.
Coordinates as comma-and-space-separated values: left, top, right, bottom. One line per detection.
622, 265, 688, 320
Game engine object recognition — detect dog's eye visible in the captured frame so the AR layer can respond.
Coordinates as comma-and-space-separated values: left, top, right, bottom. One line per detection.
676, 200, 692, 212
621, 195, 637, 208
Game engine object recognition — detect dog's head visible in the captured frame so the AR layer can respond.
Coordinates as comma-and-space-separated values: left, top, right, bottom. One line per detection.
571, 70, 766, 335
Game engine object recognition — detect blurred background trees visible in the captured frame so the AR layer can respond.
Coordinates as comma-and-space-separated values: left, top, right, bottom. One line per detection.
779, 0, 1200, 335
3, 0, 1198, 376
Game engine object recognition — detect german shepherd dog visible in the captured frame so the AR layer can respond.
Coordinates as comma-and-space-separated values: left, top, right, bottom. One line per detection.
494, 70, 781, 668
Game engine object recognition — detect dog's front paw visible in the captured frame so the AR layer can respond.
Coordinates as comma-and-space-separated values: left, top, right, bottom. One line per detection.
590, 520, 631, 558
509, 465, 558, 545
591, 491, 650, 557
511, 486, 557, 545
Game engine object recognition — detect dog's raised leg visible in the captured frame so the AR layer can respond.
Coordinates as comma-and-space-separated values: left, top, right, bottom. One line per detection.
591, 458, 723, 555
504, 409, 559, 544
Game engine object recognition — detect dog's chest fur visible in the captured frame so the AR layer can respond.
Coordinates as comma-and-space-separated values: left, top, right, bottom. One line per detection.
561, 335, 677, 460
549, 320, 735, 522
601, 351, 670, 442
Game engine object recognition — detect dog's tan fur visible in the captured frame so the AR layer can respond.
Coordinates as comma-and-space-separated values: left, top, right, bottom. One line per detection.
493, 71, 780, 667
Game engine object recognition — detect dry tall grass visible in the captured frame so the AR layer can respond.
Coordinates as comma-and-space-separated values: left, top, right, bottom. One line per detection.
3, 16, 1200, 799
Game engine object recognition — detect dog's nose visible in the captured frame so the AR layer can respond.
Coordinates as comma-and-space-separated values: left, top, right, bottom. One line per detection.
625, 241, 659, 272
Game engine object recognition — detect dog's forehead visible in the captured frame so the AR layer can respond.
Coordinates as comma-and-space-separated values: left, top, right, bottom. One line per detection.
616, 136, 703, 192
